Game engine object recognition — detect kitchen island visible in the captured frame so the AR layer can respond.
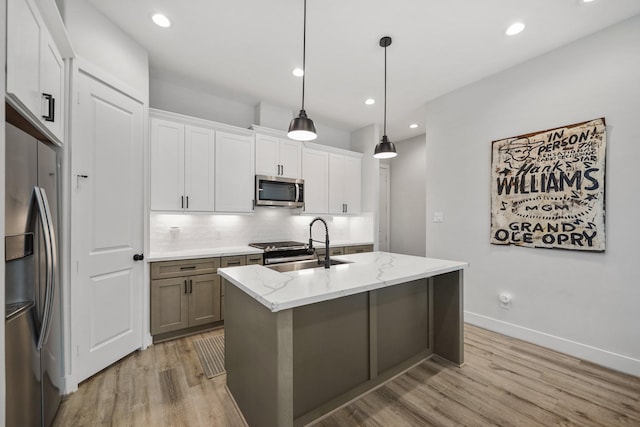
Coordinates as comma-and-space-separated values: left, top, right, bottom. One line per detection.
218, 252, 467, 427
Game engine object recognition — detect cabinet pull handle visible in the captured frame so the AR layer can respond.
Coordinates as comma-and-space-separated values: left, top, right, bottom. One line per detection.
184, 280, 188, 294
189, 279, 193, 294
42, 93, 55, 122
345, 203, 348, 213
181, 196, 184, 209
180, 265, 196, 270
227, 261, 241, 266
186, 196, 189, 209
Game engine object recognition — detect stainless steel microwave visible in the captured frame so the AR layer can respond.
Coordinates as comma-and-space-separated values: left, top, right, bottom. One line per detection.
255, 175, 304, 208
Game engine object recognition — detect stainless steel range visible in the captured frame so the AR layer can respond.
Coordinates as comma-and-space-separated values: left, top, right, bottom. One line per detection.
248, 241, 315, 265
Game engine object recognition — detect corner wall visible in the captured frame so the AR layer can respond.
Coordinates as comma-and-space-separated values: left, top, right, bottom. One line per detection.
58, 0, 149, 100
149, 70, 352, 150
350, 125, 380, 248
390, 134, 426, 256
425, 16, 640, 376
1, 0, 7, 421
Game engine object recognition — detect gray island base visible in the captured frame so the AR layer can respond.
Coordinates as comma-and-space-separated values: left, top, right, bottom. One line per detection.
219, 252, 466, 427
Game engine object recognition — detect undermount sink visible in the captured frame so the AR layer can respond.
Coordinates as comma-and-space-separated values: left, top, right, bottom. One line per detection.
265, 259, 351, 273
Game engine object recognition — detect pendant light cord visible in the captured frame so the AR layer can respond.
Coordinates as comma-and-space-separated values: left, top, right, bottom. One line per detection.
383, 43, 387, 136
301, 0, 307, 111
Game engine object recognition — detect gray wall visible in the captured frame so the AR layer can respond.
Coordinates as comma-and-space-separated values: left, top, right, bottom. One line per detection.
1, 0, 6, 419
150, 68, 352, 151
389, 135, 426, 256
58, 0, 149, 100
424, 16, 640, 376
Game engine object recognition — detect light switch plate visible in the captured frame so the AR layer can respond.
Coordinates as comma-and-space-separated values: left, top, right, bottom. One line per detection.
433, 211, 444, 223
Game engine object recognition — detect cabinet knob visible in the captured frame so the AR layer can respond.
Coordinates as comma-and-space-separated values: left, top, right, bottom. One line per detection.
133, 253, 144, 261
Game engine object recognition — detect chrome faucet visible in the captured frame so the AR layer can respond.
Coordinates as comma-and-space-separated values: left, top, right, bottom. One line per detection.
308, 217, 330, 269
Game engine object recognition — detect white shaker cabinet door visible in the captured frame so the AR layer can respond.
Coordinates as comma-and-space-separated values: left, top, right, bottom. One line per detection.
40, 30, 65, 141
344, 156, 362, 215
150, 119, 185, 211
255, 134, 279, 176
6, 0, 43, 119
215, 131, 255, 212
184, 126, 215, 212
328, 153, 362, 215
279, 139, 302, 179
328, 154, 347, 214
302, 148, 329, 214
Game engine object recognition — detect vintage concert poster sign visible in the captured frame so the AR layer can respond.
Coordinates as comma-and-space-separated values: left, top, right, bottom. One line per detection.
490, 118, 606, 251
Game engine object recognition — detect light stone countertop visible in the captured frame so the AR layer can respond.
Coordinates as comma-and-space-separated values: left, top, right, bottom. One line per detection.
146, 241, 374, 262
218, 251, 467, 312
147, 246, 264, 262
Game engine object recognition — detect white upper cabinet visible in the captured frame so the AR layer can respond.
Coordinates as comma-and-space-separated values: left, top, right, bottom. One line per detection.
302, 148, 329, 214
344, 155, 362, 214
184, 126, 216, 211
151, 119, 185, 211
7, 0, 65, 144
40, 30, 65, 139
215, 131, 255, 213
150, 118, 214, 212
329, 153, 362, 215
255, 134, 301, 179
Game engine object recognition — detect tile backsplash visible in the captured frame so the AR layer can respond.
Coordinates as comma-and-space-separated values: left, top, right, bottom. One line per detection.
150, 208, 373, 253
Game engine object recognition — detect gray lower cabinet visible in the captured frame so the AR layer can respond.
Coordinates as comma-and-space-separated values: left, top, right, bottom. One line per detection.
246, 253, 263, 265
219, 255, 254, 321
344, 244, 374, 254
150, 257, 222, 340
316, 244, 373, 257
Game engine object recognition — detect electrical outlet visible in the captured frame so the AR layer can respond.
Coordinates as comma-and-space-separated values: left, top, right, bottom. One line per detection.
499, 293, 512, 309
433, 211, 444, 223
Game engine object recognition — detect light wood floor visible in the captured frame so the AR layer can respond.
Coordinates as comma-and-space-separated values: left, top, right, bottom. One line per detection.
54, 324, 640, 427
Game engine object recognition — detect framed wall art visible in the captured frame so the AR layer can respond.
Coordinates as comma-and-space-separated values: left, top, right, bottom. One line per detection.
490, 118, 606, 252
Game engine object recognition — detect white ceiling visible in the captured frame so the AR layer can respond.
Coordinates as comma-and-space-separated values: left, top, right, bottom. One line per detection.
88, 0, 640, 141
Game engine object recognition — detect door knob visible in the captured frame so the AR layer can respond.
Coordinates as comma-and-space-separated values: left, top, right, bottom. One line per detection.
133, 253, 144, 261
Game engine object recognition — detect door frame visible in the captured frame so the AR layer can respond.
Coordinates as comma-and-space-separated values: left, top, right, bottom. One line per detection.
379, 163, 391, 252
65, 57, 149, 392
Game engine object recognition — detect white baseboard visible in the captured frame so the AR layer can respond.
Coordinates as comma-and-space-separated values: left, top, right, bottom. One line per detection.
465, 311, 640, 378
142, 332, 153, 350
63, 374, 79, 395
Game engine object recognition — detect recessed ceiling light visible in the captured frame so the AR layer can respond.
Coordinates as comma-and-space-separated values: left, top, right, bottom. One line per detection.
409, 123, 419, 129
152, 13, 171, 28
365, 98, 375, 105
506, 22, 525, 36
292, 68, 304, 77
582, 0, 596, 2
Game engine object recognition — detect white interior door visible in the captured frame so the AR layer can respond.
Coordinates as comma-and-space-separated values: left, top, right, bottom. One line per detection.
379, 164, 390, 251
72, 68, 144, 383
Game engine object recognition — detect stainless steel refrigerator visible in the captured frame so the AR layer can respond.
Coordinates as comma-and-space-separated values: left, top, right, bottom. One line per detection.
5, 121, 62, 427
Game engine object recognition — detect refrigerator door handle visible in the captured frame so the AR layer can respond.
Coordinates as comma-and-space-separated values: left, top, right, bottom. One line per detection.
32, 187, 58, 351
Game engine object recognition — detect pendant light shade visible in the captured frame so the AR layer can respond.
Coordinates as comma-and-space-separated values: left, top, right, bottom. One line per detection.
373, 36, 397, 159
288, 109, 317, 141
288, 0, 317, 141
374, 135, 397, 159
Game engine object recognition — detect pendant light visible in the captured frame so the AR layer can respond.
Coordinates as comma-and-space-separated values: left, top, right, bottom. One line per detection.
288, 0, 317, 141
374, 36, 397, 159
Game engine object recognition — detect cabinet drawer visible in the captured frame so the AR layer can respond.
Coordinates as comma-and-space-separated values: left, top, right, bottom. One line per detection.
246, 254, 263, 265
344, 245, 373, 255
151, 258, 220, 280
315, 246, 344, 257
221, 255, 247, 268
